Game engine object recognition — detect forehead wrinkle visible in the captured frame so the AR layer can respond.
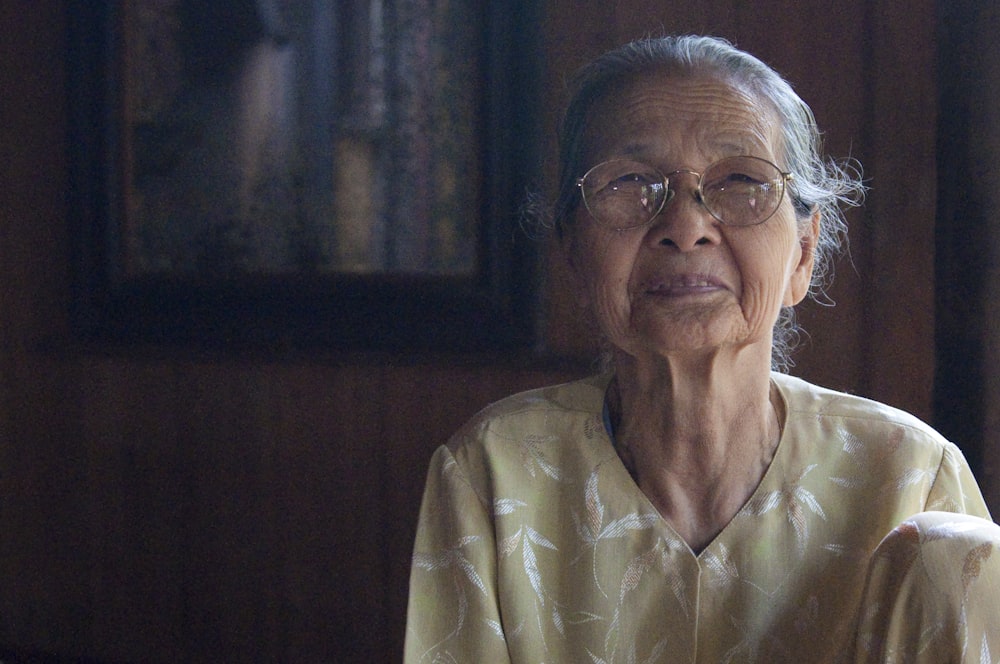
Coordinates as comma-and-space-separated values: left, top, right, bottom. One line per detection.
581, 75, 782, 167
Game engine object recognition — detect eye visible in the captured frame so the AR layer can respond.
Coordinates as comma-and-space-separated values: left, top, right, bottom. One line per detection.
611, 172, 659, 187
704, 157, 783, 193
707, 171, 767, 191
727, 172, 765, 184
697, 157, 789, 225
580, 159, 665, 201
591, 171, 660, 199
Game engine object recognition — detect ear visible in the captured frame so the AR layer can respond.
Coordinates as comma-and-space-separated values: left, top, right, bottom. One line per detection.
783, 211, 820, 306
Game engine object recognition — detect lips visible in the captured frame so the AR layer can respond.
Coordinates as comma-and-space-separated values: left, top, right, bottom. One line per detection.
643, 273, 727, 296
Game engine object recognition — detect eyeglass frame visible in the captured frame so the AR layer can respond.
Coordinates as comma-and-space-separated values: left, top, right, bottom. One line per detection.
575, 155, 796, 230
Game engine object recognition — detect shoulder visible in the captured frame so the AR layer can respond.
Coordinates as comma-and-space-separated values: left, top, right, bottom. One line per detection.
447, 373, 609, 452
773, 372, 952, 454
772, 373, 989, 520
439, 374, 615, 493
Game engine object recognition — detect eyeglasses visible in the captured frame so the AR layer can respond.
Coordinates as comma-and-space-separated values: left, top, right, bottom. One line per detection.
576, 155, 794, 230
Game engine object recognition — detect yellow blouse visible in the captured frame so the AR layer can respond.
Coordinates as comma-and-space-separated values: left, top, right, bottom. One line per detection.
404, 373, 992, 663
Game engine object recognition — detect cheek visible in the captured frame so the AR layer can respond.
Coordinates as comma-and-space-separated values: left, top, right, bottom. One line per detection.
583, 250, 629, 312
735, 234, 799, 321
572, 234, 637, 331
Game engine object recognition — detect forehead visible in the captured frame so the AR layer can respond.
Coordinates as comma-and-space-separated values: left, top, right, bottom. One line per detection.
581, 72, 782, 164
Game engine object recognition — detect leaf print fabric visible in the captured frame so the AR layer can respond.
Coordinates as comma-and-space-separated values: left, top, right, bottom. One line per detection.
404, 373, 993, 663
853, 511, 1000, 663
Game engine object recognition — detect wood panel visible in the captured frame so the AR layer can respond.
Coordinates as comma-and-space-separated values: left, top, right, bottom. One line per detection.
972, 6, 1000, 516
860, 0, 938, 418
937, 0, 1000, 513
263, 363, 387, 662
79, 358, 186, 659
0, 0, 93, 657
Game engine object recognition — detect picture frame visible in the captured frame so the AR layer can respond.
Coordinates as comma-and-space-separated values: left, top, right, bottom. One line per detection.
66, 1, 542, 353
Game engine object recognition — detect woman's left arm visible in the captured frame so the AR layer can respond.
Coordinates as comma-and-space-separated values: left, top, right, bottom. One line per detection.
925, 443, 992, 519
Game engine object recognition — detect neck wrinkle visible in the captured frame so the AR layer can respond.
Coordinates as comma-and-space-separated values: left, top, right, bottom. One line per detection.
604, 361, 783, 551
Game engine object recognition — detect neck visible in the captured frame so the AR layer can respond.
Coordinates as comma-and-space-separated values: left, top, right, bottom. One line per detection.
606, 348, 782, 552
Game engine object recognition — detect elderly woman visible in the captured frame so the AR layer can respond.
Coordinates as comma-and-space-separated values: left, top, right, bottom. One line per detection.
405, 36, 999, 663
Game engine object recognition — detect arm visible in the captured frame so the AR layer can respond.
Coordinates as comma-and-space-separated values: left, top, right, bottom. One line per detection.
924, 442, 991, 519
403, 446, 511, 664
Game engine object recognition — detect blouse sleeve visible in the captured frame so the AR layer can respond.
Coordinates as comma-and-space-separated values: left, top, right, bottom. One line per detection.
403, 445, 511, 664
924, 442, 992, 519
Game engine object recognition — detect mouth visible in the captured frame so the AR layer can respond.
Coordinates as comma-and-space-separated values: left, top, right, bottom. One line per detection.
643, 274, 727, 297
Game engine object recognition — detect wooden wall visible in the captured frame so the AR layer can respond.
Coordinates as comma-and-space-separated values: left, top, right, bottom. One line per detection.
937, 0, 1000, 515
0, 0, 981, 662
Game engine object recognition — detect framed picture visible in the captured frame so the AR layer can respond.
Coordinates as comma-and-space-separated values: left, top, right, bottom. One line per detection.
67, 0, 542, 352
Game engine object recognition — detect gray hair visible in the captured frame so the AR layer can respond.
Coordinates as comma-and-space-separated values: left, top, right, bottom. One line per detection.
550, 35, 865, 371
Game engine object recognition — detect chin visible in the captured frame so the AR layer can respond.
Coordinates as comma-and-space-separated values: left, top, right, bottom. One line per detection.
631, 324, 772, 361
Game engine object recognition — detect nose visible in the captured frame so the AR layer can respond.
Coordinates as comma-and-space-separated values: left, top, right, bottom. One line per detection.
644, 172, 722, 251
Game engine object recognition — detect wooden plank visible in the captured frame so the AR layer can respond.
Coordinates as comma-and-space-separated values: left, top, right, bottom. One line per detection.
860, 0, 938, 420
78, 357, 187, 661
264, 363, 388, 662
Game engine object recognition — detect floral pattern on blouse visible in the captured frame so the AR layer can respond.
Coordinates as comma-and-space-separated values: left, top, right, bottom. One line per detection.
405, 373, 993, 663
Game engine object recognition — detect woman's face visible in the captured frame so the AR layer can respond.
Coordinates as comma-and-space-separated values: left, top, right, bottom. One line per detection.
569, 73, 818, 364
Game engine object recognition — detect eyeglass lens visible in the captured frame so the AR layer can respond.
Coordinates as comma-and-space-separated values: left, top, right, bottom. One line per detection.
580, 156, 786, 228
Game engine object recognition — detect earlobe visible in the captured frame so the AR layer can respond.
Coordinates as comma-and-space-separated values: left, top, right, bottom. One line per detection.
784, 212, 820, 306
